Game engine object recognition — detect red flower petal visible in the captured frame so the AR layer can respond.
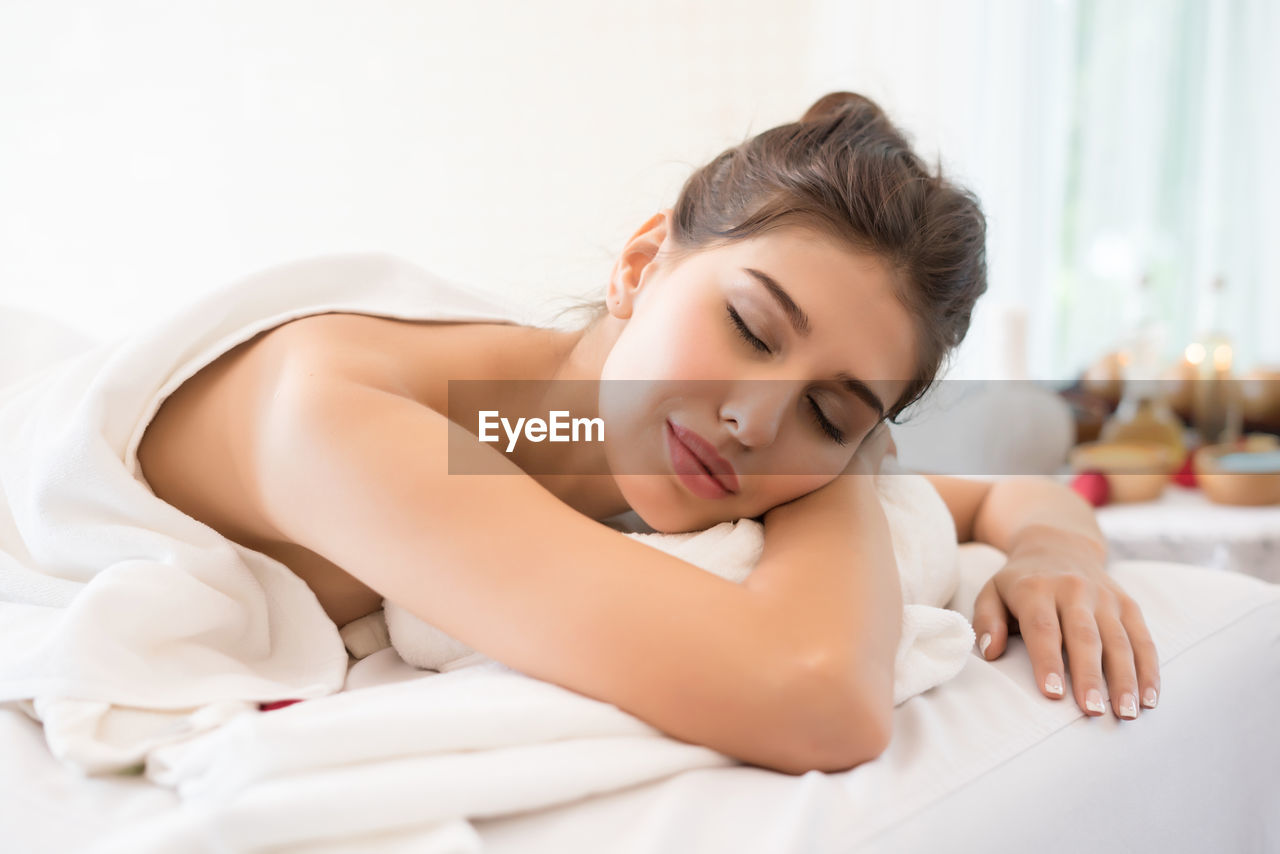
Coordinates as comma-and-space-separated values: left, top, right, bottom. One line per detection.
258, 699, 304, 712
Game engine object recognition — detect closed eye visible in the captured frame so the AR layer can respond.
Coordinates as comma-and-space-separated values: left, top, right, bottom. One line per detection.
809, 396, 847, 445
726, 304, 769, 353
725, 303, 847, 445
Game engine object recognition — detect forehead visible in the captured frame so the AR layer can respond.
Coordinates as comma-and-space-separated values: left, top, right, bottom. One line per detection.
709, 226, 919, 391
724, 226, 892, 291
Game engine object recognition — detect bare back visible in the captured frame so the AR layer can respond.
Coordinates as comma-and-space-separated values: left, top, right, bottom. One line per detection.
135, 312, 513, 628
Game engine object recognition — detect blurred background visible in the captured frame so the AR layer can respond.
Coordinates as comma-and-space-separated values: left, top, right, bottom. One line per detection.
2, 0, 1278, 447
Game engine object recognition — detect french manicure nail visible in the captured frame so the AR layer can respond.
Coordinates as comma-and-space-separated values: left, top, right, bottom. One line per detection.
1044, 673, 1063, 696
1119, 693, 1137, 719
1086, 688, 1105, 714
1142, 687, 1158, 708
979, 633, 991, 658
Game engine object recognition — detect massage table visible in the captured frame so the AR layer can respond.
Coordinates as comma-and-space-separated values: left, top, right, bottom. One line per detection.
0, 543, 1275, 853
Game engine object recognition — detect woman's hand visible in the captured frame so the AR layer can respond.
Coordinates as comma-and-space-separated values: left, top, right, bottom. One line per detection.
972, 526, 1161, 720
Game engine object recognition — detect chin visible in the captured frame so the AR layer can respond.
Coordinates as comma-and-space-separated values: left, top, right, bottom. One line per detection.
626, 496, 742, 535
634, 514, 711, 535
612, 468, 750, 534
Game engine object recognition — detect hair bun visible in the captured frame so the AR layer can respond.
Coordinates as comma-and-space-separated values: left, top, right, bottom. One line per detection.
799, 91, 887, 125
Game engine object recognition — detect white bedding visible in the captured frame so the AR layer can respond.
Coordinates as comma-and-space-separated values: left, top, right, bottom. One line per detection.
2, 544, 1277, 853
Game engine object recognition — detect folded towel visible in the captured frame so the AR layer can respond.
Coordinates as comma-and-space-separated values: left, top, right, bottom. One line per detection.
0, 253, 534, 775
384, 455, 975, 707
141, 655, 739, 854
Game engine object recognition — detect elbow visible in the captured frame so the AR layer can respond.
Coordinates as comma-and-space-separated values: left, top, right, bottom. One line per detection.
812, 701, 892, 775
776, 659, 893, 775
834, 709, 892, 770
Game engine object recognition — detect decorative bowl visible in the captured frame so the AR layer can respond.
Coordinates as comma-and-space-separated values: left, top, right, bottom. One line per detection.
1068, 441, 1175, 503
1193, 435, 1280, 506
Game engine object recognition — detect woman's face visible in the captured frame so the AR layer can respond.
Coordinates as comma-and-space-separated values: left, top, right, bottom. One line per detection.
598, 211, 918, 533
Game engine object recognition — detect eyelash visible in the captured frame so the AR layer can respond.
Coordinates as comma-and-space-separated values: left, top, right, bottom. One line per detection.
725, 304, 848, 445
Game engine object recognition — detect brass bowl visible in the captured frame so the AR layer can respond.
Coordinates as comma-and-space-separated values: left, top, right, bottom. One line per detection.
1194, 435, 1280, 506
1069, 441, 1174, 503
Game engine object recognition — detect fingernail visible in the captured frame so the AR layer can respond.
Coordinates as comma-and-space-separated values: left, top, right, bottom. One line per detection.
979, 633, 991, 658
1086, 688, 1105, 714
1118, 693, 1137, 719
1044, 672, 1063, 696
1142, 687, 1158, 709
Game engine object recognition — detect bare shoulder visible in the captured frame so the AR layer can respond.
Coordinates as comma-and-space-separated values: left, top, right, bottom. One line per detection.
264, 312, 515, 411
135, 312, 424, 548
262, 313, 420, 391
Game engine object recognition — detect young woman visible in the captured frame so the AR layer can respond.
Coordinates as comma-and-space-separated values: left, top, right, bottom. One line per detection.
136, 92, 1160, 776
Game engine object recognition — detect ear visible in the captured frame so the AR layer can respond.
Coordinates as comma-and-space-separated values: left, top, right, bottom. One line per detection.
605, 208, 674, 319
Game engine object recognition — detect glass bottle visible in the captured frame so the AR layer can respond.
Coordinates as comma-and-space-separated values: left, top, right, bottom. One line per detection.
1100, 273, 1186, 465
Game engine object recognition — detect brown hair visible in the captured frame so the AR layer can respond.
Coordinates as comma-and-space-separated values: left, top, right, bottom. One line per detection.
559, 91, 988, 423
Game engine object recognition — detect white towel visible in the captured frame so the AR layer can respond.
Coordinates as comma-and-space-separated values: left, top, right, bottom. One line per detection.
0, 253, 532, 775
139, 655, 740, 854
137, 494, 973, 854
384, 456, 975, 707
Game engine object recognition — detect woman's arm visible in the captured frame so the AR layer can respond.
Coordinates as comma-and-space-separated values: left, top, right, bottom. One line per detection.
747, 474, 900, 761
922, 473, 1105, 556
922, 472, 1160, 720
745, 422, 901, 760
248, 352, 885, 775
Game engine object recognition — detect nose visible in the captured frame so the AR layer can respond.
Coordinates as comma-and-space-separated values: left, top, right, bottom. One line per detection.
720, 381, 795, 449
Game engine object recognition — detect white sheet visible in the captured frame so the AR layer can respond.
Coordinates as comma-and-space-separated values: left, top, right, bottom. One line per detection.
475, 552, 1280, 853
3, 545, 1276, 853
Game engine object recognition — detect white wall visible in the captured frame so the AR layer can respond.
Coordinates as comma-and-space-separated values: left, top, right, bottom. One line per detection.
0, 0, 823, 344
14, 1, 1257, 385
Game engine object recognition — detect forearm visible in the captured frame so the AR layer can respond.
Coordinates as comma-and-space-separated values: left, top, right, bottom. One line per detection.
972, 477, 1108, 563
746, 474, 902, 747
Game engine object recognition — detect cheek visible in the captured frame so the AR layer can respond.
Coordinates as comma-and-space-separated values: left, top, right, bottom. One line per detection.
602, 314, 690, 382
603, 304, 734, 384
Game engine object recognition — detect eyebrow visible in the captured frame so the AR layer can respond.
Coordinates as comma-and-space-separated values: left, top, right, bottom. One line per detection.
742, 266, 888, 421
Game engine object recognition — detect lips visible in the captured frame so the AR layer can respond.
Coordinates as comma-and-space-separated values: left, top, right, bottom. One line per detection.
666, 419, 740, 493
